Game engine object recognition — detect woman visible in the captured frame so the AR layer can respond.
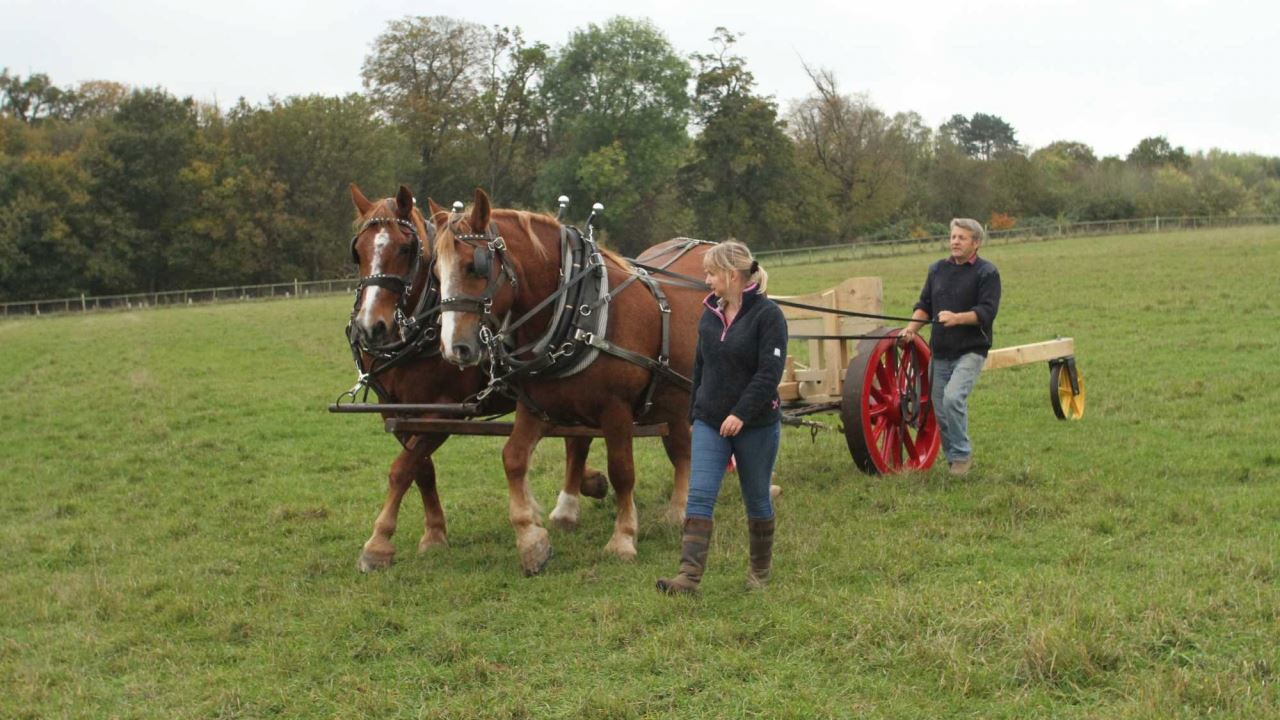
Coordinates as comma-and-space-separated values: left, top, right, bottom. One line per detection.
657, 240, 788, 594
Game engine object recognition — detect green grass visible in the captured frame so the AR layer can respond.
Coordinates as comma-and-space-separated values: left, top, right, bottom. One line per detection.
2, 227, 1278, 718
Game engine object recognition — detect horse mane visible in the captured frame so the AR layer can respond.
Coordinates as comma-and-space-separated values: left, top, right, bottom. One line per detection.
495, 209, 634, 272
494, 209, 553, 261
598, 246, 630, 271
434, 206, 643, 278
436, 208, 553, 264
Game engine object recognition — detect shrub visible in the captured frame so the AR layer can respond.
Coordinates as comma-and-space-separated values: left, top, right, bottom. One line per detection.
989, 212, 1018, 231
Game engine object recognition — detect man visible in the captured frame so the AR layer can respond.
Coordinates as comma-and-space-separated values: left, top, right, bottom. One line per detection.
898, 218, 1001, 476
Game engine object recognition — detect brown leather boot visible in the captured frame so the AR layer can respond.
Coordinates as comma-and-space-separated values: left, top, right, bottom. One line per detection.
745, 517, 775, 590
656, 517, 713, 594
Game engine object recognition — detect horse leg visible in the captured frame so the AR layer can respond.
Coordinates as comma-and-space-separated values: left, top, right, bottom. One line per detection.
660, 419, 692, 526
550, 437, 586, 531
412, 434, 450, 553
577, 438, 609, 500
550, 437, 607, 530
358, 434, 440, 572
599, 402, 640, 561
503, 405, 553, 575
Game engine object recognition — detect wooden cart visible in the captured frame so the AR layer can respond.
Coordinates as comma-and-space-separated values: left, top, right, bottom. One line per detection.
332, 276, 1084, 476
775, 277, 1083, 474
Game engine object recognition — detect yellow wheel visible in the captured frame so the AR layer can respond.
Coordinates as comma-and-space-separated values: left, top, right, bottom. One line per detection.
1050, 358, 1085, 420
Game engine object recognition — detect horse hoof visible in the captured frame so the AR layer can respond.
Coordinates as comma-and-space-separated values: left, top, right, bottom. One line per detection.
580, 471, 609, 499
604, 536, 637, 561
519, 528, 553, 576
357, 550, 394, 573
522, 546, 554, 576
417, 533, 448, 553
770, 484, 783, 501
550, 514, 578, 532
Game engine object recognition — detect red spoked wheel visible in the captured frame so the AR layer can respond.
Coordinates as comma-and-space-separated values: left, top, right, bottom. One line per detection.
840, 328, 941, 474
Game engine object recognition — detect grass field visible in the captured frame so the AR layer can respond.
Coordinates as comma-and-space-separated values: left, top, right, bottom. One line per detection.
2, 227, 1277, 718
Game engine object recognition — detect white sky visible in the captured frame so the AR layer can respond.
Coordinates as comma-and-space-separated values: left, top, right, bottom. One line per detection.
3, 0, 1277, 157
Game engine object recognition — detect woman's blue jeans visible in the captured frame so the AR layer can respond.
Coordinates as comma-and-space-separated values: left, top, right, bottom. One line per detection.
685, 419, 780, 521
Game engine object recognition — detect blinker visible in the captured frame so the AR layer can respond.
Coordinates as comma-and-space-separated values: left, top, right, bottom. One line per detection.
473, 246, 493, 277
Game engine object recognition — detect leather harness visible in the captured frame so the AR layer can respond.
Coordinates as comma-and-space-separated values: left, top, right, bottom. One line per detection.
439, 221, 713, 423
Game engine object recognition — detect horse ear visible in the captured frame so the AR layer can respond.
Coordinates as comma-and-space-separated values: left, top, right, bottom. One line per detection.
470, 188, 491, 230
350, 183, 373, 215
395, 185, 414, 219
426, 198, 447, 226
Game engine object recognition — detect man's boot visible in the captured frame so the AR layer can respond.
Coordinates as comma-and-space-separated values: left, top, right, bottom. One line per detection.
745, 517, 775, 590
656, 517, 714, 594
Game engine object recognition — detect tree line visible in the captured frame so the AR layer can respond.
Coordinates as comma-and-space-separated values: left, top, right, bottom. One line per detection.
3, 17, 1279, 302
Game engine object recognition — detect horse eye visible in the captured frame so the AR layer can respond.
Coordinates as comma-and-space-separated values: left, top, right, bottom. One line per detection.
466, 262, 479, 276
398, 244, 413, 256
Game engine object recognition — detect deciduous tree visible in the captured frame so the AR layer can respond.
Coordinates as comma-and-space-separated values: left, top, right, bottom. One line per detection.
940, 112, 1019, 160
539, 17, 692, 252
361, 16, 491, 203
1127, 136, 1190, 170
227, 94, 409, 279
0, 70, 77, 124
680, 29, 826, 248
0, 148, 92, 300
79, 88, 200, 293
789, 68, 907, 238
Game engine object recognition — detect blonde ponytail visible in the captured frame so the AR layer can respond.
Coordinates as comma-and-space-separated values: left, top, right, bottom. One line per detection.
704, 240, 768, 293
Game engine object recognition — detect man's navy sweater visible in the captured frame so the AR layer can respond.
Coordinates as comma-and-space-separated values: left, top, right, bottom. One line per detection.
690, 288, 789, 428
913, 256, 1002, 359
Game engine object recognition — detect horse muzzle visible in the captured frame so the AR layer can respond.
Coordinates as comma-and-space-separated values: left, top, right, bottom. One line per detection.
447, 341, 481, 367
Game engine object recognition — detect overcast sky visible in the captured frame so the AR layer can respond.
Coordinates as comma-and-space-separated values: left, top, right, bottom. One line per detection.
4, 0, 1277, 157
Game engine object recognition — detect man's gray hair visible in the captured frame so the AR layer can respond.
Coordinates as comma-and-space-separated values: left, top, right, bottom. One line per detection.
950, 218, 986, 243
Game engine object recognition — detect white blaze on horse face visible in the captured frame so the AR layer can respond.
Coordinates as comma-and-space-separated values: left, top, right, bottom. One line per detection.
356, 228, 392, 333
438, 254, 466, 364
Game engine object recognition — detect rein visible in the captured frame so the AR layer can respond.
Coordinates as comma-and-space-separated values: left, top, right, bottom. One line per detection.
626, 259, 933, 326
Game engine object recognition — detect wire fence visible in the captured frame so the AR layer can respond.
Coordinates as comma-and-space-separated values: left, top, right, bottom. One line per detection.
753, 214, 1280, 267
4, 214, 1278, 318
0, 278, 361, 318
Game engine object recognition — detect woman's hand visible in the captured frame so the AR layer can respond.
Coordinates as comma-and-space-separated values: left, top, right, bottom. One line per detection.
720, 414, 744, 437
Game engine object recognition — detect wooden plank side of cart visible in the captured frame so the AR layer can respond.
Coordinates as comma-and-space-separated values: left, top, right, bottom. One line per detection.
385, 418, 669, 438
983, 338, 1075, 370
775, 277, 884, 404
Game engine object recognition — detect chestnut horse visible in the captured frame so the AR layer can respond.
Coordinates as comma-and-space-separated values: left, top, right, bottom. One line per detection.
346, 184, 604, 572
430, 189, 709, 574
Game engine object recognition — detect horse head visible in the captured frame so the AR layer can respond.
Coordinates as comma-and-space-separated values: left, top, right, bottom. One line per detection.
348, 183, 430, 348
433, 188, 518, 367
